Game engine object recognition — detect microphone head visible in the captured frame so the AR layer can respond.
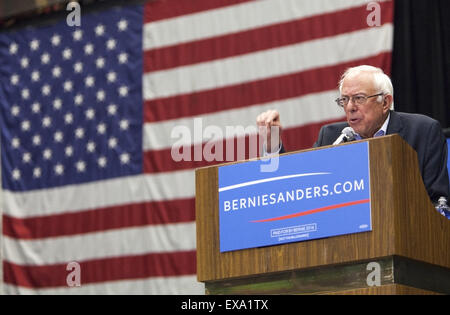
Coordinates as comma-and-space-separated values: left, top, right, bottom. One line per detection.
342, 127, 355, 141
333, 126, 356, 145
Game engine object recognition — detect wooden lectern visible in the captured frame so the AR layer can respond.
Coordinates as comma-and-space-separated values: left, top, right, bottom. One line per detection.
195, 135, 450, 295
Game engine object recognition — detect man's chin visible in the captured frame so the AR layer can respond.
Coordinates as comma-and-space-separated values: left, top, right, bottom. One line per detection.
348, 122, 360, 133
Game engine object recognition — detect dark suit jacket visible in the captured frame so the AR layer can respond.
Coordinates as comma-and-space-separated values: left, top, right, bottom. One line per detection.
282, 111, 450, 203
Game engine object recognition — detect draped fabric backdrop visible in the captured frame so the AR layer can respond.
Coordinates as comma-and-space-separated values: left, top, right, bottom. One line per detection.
0, 0, 394, 294
392, 0, 450, 128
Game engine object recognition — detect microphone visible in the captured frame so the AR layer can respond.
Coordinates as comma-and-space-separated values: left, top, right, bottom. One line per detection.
333, 127, 356, 145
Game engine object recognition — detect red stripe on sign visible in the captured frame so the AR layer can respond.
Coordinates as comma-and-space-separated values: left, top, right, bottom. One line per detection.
3, 250, 197, 288
3, 198, 195, 239
144, 52, 392, 123
143, 117, 345, 174
144, 0, 255, 23
251, 199, 371, 223
144, 2, 394, 72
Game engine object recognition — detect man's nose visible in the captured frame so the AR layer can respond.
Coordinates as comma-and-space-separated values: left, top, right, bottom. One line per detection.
346, 99, 358, 112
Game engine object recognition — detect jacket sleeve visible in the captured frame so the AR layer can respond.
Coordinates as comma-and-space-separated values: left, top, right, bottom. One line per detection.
313, 126, 326, 148
422, 120, 450, 203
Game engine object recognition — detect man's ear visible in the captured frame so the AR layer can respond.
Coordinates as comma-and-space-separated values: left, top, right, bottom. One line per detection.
382, 94, 393, 112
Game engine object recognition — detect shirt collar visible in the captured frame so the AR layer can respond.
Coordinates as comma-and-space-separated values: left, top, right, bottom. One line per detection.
354, 113, 390, 140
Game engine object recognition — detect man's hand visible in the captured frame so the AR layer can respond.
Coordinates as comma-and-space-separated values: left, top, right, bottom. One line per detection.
256, 110, 282, 153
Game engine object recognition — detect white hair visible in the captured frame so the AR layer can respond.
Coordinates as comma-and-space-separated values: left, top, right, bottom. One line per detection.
339, 65, 394, 110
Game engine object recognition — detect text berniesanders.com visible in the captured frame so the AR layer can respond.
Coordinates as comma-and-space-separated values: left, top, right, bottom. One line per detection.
224, 179, 365, 212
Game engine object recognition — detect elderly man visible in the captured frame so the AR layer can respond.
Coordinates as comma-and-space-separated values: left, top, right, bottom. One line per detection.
257, 65, 449, 203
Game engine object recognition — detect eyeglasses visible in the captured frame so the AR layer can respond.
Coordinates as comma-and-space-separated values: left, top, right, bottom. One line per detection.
335, 93, 385, 108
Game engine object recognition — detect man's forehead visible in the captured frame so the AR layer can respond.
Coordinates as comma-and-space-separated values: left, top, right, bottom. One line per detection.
341, 72, 375, 94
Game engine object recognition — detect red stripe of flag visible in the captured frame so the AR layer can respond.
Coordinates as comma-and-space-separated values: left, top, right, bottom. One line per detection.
3, 198, 195, 239
144, 52, 392, 123
3, 250, 197, 288
144, 2, 394, 72
144, 0, 255, 23
143, 117, 346, 174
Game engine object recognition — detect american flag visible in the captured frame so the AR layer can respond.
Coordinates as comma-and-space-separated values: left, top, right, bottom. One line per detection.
0, 0, 393, 294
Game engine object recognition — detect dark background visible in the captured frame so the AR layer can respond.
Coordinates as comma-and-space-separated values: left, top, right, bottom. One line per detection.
392, 0, 450, 130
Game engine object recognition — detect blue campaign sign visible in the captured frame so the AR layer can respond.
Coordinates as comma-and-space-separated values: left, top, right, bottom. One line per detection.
218, 142, 372, 252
